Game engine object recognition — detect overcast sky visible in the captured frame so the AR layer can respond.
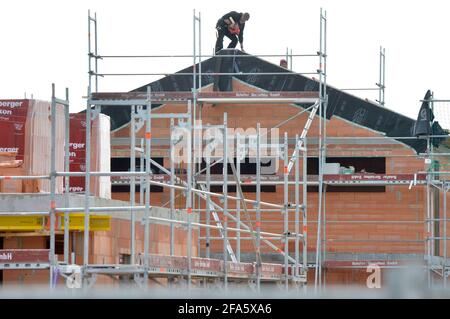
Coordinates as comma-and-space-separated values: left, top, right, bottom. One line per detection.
1, 0, 450, 121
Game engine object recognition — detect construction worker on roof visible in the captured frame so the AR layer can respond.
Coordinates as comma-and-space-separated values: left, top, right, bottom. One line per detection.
215, 11, 250, 54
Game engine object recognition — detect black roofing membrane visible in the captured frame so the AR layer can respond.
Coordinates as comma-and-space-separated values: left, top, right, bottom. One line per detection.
95, 49, 431, 153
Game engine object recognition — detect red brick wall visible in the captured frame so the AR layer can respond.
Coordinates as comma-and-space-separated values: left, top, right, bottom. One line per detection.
108, 79, 433, 285
1, 237, 49, 285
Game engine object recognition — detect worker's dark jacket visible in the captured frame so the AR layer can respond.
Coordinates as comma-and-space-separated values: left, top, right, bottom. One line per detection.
216, 11, 246, 44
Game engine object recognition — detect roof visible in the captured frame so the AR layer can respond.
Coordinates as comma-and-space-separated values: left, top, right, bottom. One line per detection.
98, 49, 427, 153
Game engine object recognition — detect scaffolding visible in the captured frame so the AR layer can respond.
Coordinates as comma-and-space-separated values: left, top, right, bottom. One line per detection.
70, 9, 324, 290
1, 8, 449, 294
340, 46, 386, 107
69, 9, 448, 293
422, 95, 450, 288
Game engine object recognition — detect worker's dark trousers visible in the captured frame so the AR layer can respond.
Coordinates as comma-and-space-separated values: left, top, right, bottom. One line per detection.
215, 26, 238, 53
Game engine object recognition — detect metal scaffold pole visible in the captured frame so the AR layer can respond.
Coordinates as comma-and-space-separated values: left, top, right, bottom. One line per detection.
294, 134, 300, 279
187, 100, 193, 289
193, 9, 196, 96
290, 49, 293, 70
323, 183, 327, 288
198, 11, 202, 91
130, 105, 136, 264
223, 113, 228, 288
83, 86, 91, 282
170, 118, 175, 256
63, 9, 344, 290
315, 8, 323, 293
48, 83, 70, 288
0, 8, 356, 291
191, 10, 202, 273
94, 12, 98, 92
139, 141, 144, 205
286, 47, 289, 68
236, 133, 241, 262
322, 8, 328, 290
426, 126, 432, 287
376, 46, 386, 107
192, 9, 197, 254
88, 10, 92, 90
444, 183, 448, 288
83, 10, 94, 285
302, 137, 308, 292
143, 86, 152, 283
34, 9, 450, 291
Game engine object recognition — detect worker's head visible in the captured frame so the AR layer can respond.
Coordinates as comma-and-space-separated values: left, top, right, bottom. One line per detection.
241, 12, 250, 23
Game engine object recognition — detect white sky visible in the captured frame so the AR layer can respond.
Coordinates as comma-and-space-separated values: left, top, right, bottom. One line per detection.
1, 0, 450, 120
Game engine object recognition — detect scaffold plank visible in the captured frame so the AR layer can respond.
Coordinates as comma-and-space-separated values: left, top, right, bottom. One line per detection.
193, 173, 428, 185
90, 91, 319, 104
112, 173, 428, 185
323, 259, 425, 269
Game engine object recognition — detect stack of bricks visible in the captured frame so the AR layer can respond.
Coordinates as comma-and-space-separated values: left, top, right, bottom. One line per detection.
106, 79, 432, 286
0, 99, 65, 194
0, 151, 23, 193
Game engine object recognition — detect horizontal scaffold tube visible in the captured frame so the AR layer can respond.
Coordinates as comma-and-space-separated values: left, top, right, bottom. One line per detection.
0, 210, 299, 238
56, 171, 285, 209
148, 179, 285, 209
94, 72, 319, 76
99, 53, 319, 58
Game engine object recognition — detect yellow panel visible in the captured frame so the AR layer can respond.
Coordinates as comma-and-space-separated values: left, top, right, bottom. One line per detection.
59, 213, 111, 231
0, 214, 110, 232
0, 216, 45, 231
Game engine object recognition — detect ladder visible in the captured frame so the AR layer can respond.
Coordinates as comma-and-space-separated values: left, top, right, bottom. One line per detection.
287, 101, 320, 173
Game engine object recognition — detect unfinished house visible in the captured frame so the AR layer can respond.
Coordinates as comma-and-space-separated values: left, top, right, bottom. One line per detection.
97, 50, 448, 287
1, 10, 449, 291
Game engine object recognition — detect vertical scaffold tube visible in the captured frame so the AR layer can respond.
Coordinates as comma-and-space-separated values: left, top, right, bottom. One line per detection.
236, 133, 241, 262
187, 100, 192, 289
49, 84, 56, 288
130, 105, 136, 264
170, 118, 175, 256
283, 132, 289, 290
256, 123, 261, 292
144, 86, 152, 283
64, 88, 70, 265
295, 134, 300, 278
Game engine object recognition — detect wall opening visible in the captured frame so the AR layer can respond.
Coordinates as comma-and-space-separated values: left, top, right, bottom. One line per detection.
118, 253, 133, 282
119, 253, 131, 264
201, 158, 276, 193
0, 237, 3, 284
46, 235, 64, 255
308, 157, 386, 192
434, 187, 440, 256
111, 157, 164, 192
